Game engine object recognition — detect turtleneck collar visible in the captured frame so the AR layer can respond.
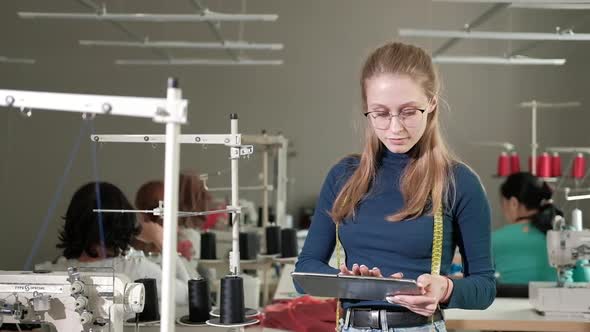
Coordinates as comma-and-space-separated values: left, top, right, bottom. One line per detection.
380, 148, 411, 167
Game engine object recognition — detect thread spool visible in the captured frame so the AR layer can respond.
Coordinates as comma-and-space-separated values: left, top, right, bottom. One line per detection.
497, 152, 510, 176
537, 152, 552, 178
239, 232, 260, 260
510, 152, 520, 174
265, 225, 281, 255
200, 232, 217, 260
219, 276, 245, 324
188, 278, 211, 323
257, 206, 276, 227
572, 153, 586, 179
134, 278, 159, 322
551, 152, 562, 177
572, 208, 583, 231
280, 228, 298, 258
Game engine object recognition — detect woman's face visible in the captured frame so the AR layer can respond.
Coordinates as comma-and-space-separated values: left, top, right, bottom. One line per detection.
138, 215, 164, 243
364, 74, 433, 154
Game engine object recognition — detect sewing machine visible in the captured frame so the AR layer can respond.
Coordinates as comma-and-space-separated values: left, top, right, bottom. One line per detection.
0, 268, 145, 331
529, 216, 590, 319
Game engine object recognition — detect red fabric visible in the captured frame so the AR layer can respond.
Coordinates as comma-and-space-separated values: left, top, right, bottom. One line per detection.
202, 201, 228, 231
258, 296, 338, 332
177, 240, 193, 260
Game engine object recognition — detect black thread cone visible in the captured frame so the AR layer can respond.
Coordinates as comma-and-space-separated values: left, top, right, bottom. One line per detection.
219, 276, 245, 324
135, 278, 160, 321
200, 232, 217, 259
188, 278, 211, 323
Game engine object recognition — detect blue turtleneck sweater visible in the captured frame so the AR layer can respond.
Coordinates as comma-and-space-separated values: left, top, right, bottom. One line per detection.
295, 150, 495, 310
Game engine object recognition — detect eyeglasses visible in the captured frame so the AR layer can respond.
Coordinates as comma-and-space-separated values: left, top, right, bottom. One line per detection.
363, 108, 426, 129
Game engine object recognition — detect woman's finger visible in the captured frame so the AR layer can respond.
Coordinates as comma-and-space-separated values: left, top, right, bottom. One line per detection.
359, 265, 371, 276
371, 267, 383, 277
385, 298, 433, 317
390, 295, 437, 306
339, 263, 352, 275
416, 274, 433, 288
390, 272, 404, 279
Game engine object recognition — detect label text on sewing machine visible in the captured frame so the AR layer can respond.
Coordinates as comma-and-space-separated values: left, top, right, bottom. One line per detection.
0, 284, 64, 293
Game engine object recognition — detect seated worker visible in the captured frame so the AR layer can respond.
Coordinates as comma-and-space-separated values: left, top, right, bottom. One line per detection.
133, 180, 166, 254
134, 170, 212, 261
35, 181, 188, 304
177, 170, 212, 258
494, 172, 589, 285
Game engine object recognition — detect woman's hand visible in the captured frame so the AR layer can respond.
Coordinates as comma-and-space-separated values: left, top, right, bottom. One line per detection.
339, 263, 404, 279
386, 274, 453, 317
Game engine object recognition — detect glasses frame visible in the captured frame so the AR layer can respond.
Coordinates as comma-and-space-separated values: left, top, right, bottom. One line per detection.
363, 108, 427, 129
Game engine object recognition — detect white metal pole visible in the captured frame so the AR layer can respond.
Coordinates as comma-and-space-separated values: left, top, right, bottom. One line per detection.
160, 79, 182, 332
276, 138, 288, 227
532, 100, 537, 176
263, 141, 269, 228
230, 114, 241, 275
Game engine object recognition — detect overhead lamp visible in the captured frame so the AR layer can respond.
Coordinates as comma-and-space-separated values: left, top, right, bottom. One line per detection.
433, 0, 590, 3
399, 28, 590, 41
80, 40, 283, 50
115, 58, 283, 66
0, 56, 35, 64
433, 56, 565, 65
511, 3, 590, 9
18, 10, 278, 22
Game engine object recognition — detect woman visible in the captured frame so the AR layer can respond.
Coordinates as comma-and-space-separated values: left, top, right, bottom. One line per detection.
295, 42, 495, 331
134, 170, 212, 260
36, 182, 189, 304
494, 172, 589, 284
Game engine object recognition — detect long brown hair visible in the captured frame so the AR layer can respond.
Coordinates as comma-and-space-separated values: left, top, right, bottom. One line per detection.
178, 170, 212, 228
331, 42, 455, 223
135, 170, 212, 228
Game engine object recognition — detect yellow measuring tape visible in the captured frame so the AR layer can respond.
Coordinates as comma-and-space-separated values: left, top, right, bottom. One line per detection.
335, 221, 342, 330
334, 205, 444, 331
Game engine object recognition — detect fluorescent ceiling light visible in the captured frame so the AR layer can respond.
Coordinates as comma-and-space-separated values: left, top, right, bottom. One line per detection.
511, 3, 590, 9
433, 0, 590, 3
80, 40, 283, 50
399, 29, 590, 41
433, 56, 566, 65
115, 58, 283, 66
18, 11, 278, 22
0, 56, 35, 64
519, 101, 581, 108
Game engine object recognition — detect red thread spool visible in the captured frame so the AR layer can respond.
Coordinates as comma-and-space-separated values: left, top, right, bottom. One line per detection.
551, 152, 562, 177
572, 153, 586, 179
497, 152, 510, 176
510, 152, 520, 174
537, 152, 552, 178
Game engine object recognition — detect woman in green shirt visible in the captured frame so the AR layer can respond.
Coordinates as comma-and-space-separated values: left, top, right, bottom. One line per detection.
494, 172, 589, 284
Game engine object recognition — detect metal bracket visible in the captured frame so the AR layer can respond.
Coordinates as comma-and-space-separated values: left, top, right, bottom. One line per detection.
230, 145, 253, 159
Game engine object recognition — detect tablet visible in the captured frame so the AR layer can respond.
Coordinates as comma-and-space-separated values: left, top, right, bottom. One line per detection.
291, 272, 422, 301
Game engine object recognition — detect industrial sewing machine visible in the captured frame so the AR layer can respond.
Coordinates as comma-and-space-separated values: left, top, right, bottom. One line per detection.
0, 268, 145, 331
529, 215, 590, 318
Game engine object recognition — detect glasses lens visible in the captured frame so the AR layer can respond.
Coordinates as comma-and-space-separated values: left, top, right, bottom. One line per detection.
370, 110, 423, 129
373, 113, 390, 129
400, 110, 422, 128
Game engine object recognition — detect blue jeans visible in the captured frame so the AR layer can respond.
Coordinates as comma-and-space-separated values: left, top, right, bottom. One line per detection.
341, 320, 447, 332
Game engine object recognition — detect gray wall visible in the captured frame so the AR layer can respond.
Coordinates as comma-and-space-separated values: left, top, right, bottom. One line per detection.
1, 0, 589, 270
